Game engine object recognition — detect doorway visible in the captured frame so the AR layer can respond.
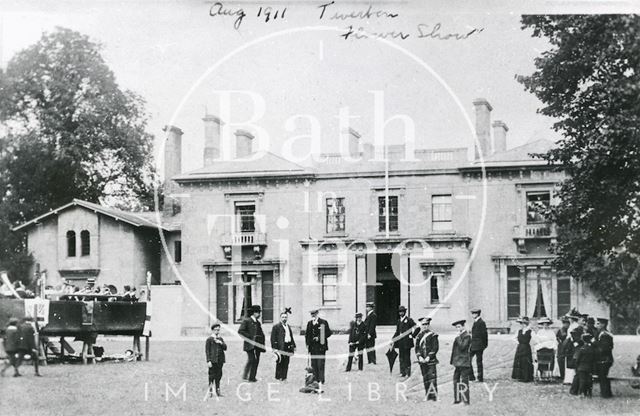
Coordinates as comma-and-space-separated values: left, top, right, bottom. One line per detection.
373, 253, 400, 325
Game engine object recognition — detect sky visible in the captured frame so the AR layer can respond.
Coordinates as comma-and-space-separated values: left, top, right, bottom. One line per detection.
1, 0, 637, 175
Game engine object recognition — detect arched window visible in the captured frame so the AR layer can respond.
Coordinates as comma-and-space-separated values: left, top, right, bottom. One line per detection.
66, 231, 76, 257
80, 230, 90, 256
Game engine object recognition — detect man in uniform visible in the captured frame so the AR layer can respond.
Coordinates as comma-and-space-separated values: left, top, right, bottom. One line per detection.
469, 308, 487, 382
450, 319, 471, 405
238, 305, 265, 382
346, 312, 365, 372
415, 317, 439, 401
305, 309, 332, 384
364, 302, 377, 364
270, 310, 296, 381
556, 316, 570, 380
392, 305, 416, 378
594, 317, 614, 398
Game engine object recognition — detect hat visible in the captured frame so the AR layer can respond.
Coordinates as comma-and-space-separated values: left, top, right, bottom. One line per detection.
250, 305, 262, 313
355, 312, 363, 318
561, 316, 570, 323
580, 313, 589, 319
451, 319, 466, 326
398, 305, 407, 312
516, 316, 530, 324
419, 317, 432, 324
309, 308, 319, 315
596, 317, 609, 325
8, 317, 18, 325
538, 317, 553, 325
470, 308, 481, 314
366, 302, 375, 308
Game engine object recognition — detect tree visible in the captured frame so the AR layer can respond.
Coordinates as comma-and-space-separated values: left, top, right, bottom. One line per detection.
0, 27, 157, 284
518, 15, 640, 333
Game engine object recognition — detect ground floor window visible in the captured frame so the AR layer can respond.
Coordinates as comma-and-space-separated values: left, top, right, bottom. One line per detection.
319, 268, 338, 305
212, 269, 274, 324
506, 265, 572, 320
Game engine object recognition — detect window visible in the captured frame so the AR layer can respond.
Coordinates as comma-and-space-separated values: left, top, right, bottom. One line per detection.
526, 192, 550, 224
507, 266, 521, 319
66, 231, 76, 257
430, 273, 441, 304
432, 195, 452, 231
326, 198, 345, 233
174, 240, 182, 263
557, 278, 571, 318
235, 202, 256, 232
320, 269, 338, 305
80, 230, 90, 256
378, 196, 398, 232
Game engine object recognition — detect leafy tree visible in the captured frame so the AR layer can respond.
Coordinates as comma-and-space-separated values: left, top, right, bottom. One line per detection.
0, 27, 157, 284
519, 15, 640, 333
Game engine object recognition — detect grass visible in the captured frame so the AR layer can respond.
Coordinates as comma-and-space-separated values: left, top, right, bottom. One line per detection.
0, 334, 638, 415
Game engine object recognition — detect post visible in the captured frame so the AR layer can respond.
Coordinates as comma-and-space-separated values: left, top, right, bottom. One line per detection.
145, 336, 150, 361
32, 304, 40, 373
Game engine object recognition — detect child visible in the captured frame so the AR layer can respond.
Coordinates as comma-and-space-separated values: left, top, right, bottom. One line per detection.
299, 366, 323, 394
1, 318, 21, 377
205, 323, 227, 397
574, 333, 596, 397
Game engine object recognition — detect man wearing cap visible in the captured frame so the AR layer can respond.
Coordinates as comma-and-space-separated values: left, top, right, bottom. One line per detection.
593, 317, 614, 398
573, 333, 596, 397
469, 308, 487, 382
450, 319, 471, 405
305, 309, 332, 384
238, 305, 266, 382
364, 302, 377, 364
392, 306, 416, 378
270, 310, 296, 381
415, 317, 439, 401
346, 312, 365, 372
556, 316, 570, 380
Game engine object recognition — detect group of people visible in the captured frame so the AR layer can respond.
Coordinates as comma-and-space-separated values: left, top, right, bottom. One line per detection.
511, 309, 615, 398
54, 283, 146, 302
1, 316, 41, 377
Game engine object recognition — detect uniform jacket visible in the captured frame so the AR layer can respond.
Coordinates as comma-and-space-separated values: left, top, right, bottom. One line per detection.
270, 322, 296, 352
305, 318, 332, 353
393, 316, 416, 350
348, 320, 366, 347
415, 330, 439, 365
450, 330, 472, 368
364, 311, 377, 340
3, 325, 20, 352
470, 317, 488, 352
18, 322, 36, 352
574, 343, 597, 372
238, 317, 266, 352
205, 335, 227, 364
594, 330, 614, 365
564, 339, 583, 369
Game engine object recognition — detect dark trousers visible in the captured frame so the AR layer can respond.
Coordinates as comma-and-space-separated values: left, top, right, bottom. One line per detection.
570, 371, 580, 395
208, 363, 223, 389
595, 363, 612, 398
558, 356, 566, 380
453, 366, 471, 404
243, 350, 260, 381
275, 345, 292, 380
346, 345, 363, 371
469, 349, 484, 381
366, 338, 376, 364
311, 352, 326, 383
576, 370, 593, 397
399, 348, 412, 376
419, 363, 438, 401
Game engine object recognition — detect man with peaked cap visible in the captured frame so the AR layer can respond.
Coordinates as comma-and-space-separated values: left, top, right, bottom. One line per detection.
346, 312, 366, 372
556, 316, 571, 380
573, 333, 596, 397
270, 309, 296, 381
593, 317, 614, 398
392, 305, 417, 378
469, 308, 488, 382
237, 304, 265, 382
415, 317, 439, 401
305, 308, 332, 383
450, 319, 471, 405
364, 302, 377, 364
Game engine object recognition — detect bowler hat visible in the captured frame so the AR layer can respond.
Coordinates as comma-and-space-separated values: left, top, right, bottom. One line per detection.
419, 317, 432, 324
355, 312, 363, 318
366, 302, 375, 308
309, 308, 319, 315
250, 305, 262, 313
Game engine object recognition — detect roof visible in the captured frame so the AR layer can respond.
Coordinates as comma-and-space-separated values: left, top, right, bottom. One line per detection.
482, 139, 555, 163
12, 199, 171, 232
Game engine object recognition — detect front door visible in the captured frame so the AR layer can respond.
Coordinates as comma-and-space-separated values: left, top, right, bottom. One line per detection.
374, 253, 400, 325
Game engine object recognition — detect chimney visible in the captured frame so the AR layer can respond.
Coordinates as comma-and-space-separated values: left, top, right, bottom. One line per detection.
203, 115, 222, 166
362, 142, 375, 160
492, 120, 509, 153
473, 98, 492, 160
235, 129, 254, 158
163, 125, 183, 183
343, 127, 361, 158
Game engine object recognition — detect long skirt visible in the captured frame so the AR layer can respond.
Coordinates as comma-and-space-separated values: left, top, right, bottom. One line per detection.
512, 344, 534, 382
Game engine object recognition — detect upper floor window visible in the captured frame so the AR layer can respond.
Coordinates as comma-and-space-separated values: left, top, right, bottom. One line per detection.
526, 191, 550, 224
432, 195, 452, 231
66, 231, 76, 257
80, 230, 90, 256
235, 201, 256, 233
326, 198, 345, 233
378, 195, 398, 232
174, 240, 182, 263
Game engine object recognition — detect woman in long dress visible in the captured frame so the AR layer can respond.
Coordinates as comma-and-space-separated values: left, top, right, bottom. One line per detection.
512, 316, 534, 382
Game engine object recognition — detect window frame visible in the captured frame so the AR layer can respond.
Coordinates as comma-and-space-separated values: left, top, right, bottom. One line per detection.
325, 197, 346, 234
234, 201, 256, 233
378, 195, 399, 232
80, 230, 90, 256
526, 191, 551, 224
431, 194, 453, 231
66, 230, 76, 258
174, 240, 182, 263
319, 268, 338, 305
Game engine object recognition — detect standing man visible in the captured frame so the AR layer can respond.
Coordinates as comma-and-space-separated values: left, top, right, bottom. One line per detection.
18, 316, 41, 377
205, 323, 227, 397
415, 317, 439, 401
346, 312, 365, 372
392, 305, 416, 378
238, 305, 265, 382
556, 316, 570, 380
364, 302, 377, 365
270, 310, 296, 381
594, 317, 614, 398
450, 319, 471, 405
305, 309, 332, 384
469, 308, 487, 382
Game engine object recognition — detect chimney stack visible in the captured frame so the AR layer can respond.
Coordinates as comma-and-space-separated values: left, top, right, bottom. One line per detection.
163, 125, 183, 183
473, 98, 492, 160
492, 120, 509, 154
235, 129, 254, 158
345, 127, 361, 158
203, 115, 222, 166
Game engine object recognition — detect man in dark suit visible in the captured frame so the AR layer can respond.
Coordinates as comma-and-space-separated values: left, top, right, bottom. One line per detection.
205, 323, 227, 397
237, 305, 265, 382
393, 305, 416, 378
556, 316, 570, 380
469, 308, 487, 382
346, 312, 366, 372
450, 319, 471, 405
270, 310, 296, 381
594, 317, 614, 398
305, 309, 332, 384
364, 302, 377, 364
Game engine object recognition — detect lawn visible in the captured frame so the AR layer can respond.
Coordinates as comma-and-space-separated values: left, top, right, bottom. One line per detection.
1, 334, 638, 416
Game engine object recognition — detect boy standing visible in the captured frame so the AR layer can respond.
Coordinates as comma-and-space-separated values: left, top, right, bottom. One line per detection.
1, 318, 21, 377
205, 323, 227, 397
573, 333, 596, 397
